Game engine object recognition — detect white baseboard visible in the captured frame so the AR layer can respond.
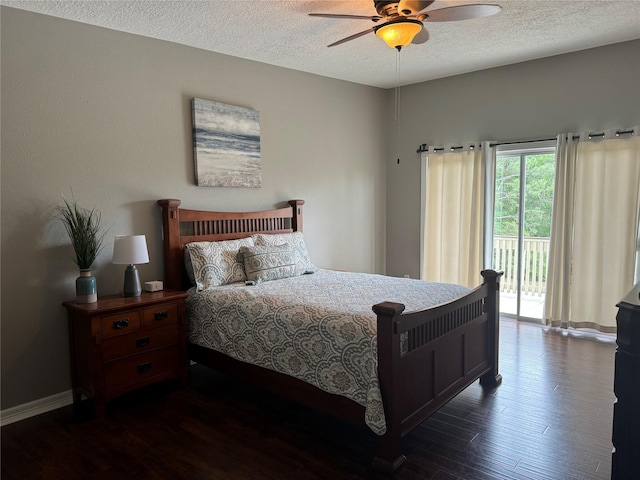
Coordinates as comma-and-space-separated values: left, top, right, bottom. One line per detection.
0, 390, 74, 427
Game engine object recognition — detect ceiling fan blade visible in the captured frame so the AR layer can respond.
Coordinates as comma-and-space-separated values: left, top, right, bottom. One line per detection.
411, 28, 430, 45
397, 0, 435, 15
422, 4, 501, 22
309, 13, 381, 21
327, 28, 375, 47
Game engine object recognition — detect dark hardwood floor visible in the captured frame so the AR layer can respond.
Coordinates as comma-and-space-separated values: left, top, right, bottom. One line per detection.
2, 319, 617, 480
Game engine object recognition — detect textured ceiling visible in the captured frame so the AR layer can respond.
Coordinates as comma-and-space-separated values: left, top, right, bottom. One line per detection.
3, 0, 640, 88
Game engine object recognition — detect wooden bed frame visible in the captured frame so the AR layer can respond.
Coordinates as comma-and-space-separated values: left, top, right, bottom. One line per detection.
157, 198, 502, 474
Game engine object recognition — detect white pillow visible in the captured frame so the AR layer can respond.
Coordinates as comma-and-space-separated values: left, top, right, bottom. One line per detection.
185, 237, 254, 291
251, 232, 316, 275
240, 244, 298, 283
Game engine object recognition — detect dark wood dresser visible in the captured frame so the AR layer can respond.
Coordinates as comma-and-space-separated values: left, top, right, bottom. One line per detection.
63, 289, 190, 416
612, 282, 640, 479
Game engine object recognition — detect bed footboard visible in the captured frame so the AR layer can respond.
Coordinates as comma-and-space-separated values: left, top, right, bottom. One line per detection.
372, 269, 503, 473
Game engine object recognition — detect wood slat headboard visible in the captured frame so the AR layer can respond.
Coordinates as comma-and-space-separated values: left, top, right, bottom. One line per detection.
157, 199, 304, 291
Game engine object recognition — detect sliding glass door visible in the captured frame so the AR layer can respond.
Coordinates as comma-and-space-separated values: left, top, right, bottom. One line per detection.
493, 142, 555, 320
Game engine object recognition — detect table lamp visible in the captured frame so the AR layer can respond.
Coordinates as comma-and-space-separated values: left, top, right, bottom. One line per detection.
112, 235, 149, 297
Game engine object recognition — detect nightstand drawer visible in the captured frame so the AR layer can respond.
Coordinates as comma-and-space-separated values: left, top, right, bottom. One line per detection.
104, 345, 179, 392
101, 311, 142, 337
101, 323, 180, 361
142, 301, 178, 327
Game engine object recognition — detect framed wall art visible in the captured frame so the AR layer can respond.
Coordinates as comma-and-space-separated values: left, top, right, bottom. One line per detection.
192, 98, 261, 187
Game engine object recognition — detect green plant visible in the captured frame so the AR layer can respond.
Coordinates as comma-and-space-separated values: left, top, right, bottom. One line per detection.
57, 196, 107, 270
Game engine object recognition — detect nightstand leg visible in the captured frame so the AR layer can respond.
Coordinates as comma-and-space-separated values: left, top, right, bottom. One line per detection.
93, 397, 106, 418
72, 391, 83, 414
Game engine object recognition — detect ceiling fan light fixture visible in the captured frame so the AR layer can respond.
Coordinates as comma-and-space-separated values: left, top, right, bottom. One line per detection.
374, 19, 422, 49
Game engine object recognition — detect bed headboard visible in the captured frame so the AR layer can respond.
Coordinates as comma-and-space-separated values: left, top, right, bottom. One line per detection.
157, 199, 304, 291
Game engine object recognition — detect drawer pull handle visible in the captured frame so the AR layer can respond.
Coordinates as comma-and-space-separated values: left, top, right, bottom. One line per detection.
135, 337, 150, 348
154, 311, 168, 321
137, 362, 152, 374
113, 319, 129, 330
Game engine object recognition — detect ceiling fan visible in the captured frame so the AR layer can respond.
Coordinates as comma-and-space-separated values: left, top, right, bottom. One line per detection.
309, 0, 501, 50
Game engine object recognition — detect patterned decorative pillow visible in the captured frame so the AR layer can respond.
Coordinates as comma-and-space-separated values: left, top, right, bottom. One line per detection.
184, 247, 196, 286
251, 232, 316, 274
185, 237, 254, 291
239, 244, 299, 283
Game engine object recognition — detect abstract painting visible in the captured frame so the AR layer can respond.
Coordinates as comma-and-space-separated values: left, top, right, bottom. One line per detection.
192, 98, 261, 187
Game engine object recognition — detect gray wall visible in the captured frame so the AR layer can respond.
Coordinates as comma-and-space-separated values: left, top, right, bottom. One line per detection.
386, 39, 640, 279
2, 6, 639, 412
1, 7, 387, 409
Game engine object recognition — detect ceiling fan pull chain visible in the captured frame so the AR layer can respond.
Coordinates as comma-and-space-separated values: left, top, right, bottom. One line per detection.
396, 48, 400, 165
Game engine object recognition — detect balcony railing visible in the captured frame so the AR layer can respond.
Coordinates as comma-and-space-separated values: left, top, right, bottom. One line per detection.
493, 236, 550, 296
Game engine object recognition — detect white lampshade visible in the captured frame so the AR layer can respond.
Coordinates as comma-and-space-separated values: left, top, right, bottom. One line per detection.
112, 235, 149, 265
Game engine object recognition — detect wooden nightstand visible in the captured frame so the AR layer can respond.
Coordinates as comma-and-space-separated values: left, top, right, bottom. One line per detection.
63, 289, 190, 417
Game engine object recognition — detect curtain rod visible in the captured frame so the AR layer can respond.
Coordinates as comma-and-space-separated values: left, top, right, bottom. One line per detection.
416, 129, 635, 153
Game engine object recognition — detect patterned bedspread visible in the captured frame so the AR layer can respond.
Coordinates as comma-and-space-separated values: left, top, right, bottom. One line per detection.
186, 268, 469, 435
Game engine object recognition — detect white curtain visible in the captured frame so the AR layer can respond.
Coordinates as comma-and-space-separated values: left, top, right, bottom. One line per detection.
545, 128, 640, 332
544, 134, 578, 327
420, 142, 495, 288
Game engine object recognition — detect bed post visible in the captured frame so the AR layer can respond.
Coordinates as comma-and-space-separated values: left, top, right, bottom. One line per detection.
479, 269, 503, 388
157, 199, 184, 291
372, 301, 406, 474
288, 199, 304, 232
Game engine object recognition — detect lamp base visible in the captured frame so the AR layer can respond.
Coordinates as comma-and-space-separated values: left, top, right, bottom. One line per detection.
123, 264, 141, 297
